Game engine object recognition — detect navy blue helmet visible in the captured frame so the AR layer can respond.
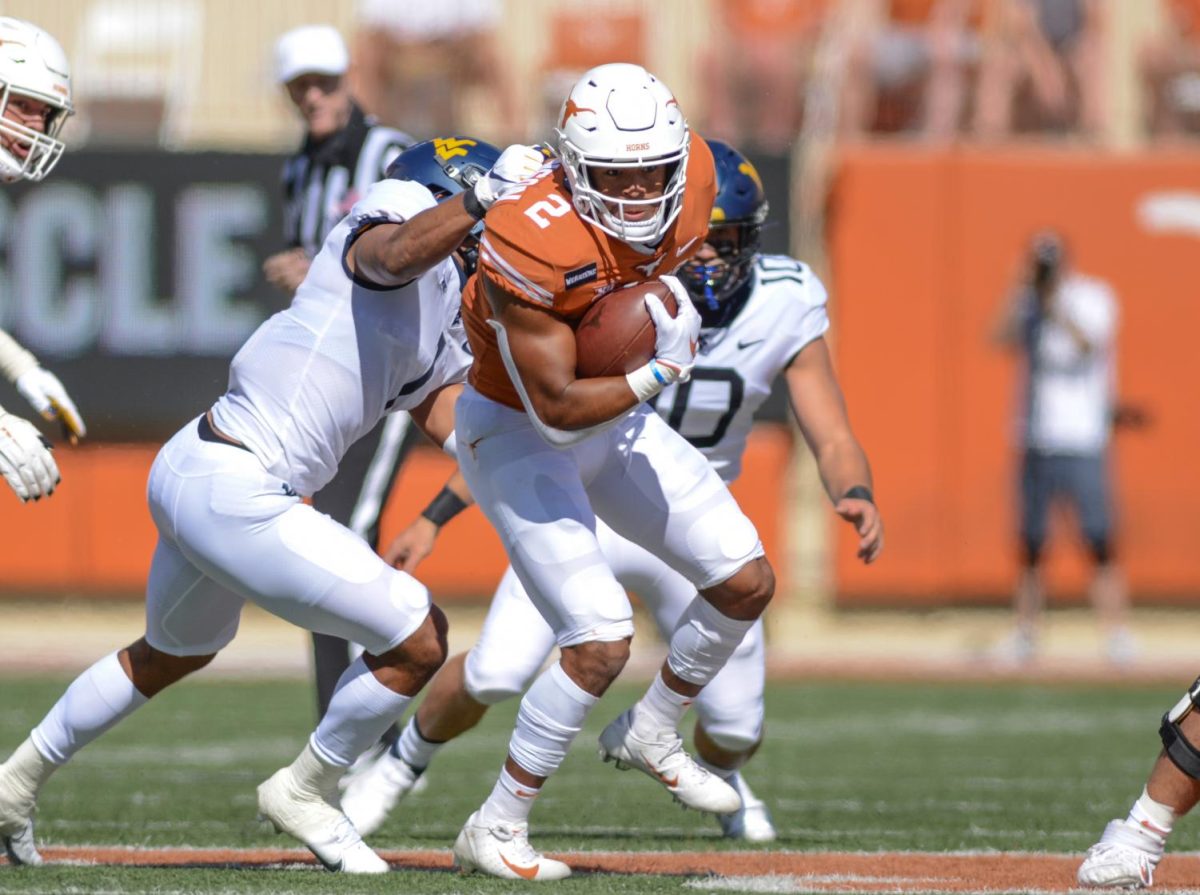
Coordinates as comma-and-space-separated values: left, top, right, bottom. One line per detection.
680, 139, 769, 325
385, 137, 502, 275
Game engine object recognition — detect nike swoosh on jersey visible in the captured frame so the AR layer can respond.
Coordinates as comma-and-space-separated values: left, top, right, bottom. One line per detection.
737, 338, 765, 350
675, 236, 699, 257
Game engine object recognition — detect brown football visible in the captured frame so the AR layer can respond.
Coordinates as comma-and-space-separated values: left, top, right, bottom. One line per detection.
574, 280, 679, 378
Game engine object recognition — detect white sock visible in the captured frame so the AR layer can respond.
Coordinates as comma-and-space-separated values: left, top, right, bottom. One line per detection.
631, 670, 694, 740
695, 756, 735, 781
394, 716, 441, 771
311, 657, 412, 767
478, 767, 541, 826
31, 652, 148, 764
289, 741, 343, 798
1130, 786, 1176, 838
0, 738, 60, 804
506, 662, 597, 778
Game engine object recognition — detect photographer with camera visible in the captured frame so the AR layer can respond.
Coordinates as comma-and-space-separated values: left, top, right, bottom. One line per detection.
990, 229, 1132, 666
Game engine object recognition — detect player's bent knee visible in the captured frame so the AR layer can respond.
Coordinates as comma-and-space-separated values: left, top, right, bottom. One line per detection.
392, 607, 449, 681
708, 557, 775, 621
561, 638, 630, 693
1160, 676, 1200, 780
126, 638, 216, 697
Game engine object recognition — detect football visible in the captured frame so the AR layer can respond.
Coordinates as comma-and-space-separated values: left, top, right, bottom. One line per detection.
574, 280, 679, 378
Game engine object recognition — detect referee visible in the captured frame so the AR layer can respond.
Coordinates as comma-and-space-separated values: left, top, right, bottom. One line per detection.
266, 24, 417, 761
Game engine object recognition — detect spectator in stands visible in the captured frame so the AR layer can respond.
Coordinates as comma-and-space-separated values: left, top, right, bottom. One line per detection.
990, 231, 1132, 666
972, 0, 1107, 140
1139, 0, 1200, 139
700, 0, 831, 152
350, 0, 522, 142
839, 0, 984, 140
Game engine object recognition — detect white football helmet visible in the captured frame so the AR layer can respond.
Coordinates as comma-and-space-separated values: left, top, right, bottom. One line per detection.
0, 18, 73, 183
555, 63, 689, 245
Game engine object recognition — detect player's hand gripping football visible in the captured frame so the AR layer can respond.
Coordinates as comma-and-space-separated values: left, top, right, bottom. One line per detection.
15, 366, 86, 443
472, 144, 545, 210
834, 495, 884, 565
0, 409, 60, 502
645, 274, 701, 384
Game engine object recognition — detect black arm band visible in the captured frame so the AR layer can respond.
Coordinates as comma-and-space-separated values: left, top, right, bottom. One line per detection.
841, 485, 875, 505
461, 189, 486, 222
421, 487, 468, 527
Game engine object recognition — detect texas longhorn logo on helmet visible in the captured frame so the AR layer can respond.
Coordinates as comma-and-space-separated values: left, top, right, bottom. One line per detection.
560, 98, 595, 129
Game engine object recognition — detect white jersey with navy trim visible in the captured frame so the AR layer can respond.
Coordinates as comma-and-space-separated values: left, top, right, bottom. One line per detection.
652, 254, 829, 483
212, 178, 471, 497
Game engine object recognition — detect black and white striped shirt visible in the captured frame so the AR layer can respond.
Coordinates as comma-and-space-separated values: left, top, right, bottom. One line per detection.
281, 102, 414, 257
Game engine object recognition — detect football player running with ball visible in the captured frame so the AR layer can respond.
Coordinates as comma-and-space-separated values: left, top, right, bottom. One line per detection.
0, 137, 544, 871
0, 18, 87, 505
427, 63, 882, 881
341, 139, 884, 848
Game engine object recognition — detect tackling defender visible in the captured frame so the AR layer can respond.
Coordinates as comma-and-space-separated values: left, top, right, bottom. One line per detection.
0, 17, 86, 504
341, 139, 884, 844
0, 137, 542, 871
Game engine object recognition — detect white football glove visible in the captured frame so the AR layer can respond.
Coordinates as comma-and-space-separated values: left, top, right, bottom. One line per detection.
0, 410, 59, 502
473, 144, 545, 210
16, 366, 86, 441
626, 275, 702, 401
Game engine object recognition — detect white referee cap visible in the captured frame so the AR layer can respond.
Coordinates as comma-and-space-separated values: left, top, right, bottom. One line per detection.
275, 24, 348, 84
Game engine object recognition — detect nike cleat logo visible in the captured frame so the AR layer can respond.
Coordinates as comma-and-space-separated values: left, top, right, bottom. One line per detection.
500, 853, 541, 880
737, 338, 765, 350
515, 788, 539, 799
642, 755, 679, 789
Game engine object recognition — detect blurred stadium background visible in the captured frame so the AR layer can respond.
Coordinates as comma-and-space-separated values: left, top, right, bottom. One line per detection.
1, 0, 1199, 679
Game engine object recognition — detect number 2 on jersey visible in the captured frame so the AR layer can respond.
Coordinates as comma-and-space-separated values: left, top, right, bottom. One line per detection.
524, 193, 572, 229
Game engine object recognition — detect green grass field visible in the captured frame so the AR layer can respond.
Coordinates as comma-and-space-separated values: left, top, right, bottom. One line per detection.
0, 675, 1188, 893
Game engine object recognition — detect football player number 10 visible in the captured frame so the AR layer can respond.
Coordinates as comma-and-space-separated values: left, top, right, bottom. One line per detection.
651, 366, 745, 449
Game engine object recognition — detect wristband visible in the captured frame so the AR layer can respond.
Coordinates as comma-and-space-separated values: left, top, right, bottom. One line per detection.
841, 485, 875, 505
421, 486, 468, 527
462, 188, 487, 221
626, 361, 665, 403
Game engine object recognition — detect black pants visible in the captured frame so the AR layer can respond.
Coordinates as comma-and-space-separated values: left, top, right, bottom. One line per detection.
311, 412, 415, 749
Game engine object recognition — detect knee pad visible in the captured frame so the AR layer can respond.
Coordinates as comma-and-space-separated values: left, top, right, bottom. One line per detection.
1087, 537, 1112, 565
1160, 676, 1200, 780
463, 646, 539, 706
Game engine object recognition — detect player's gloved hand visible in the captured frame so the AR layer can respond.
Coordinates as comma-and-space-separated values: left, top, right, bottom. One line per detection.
0, 410, 60, 502
15, 367, 86, 442
473, 144, 544, 210
626, 275, 702, 401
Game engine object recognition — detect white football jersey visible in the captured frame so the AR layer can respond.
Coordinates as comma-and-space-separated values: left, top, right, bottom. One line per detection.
211, 179, 471, 496
653, 254, 829, 482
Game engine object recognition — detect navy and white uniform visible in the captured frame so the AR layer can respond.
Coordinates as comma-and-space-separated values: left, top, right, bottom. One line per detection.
463, 255, 828, 748
143, 179, 470, 658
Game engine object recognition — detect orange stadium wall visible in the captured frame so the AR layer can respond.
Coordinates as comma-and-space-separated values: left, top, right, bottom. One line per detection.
830, 145, 1200, 605
0, 428, 793, 600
